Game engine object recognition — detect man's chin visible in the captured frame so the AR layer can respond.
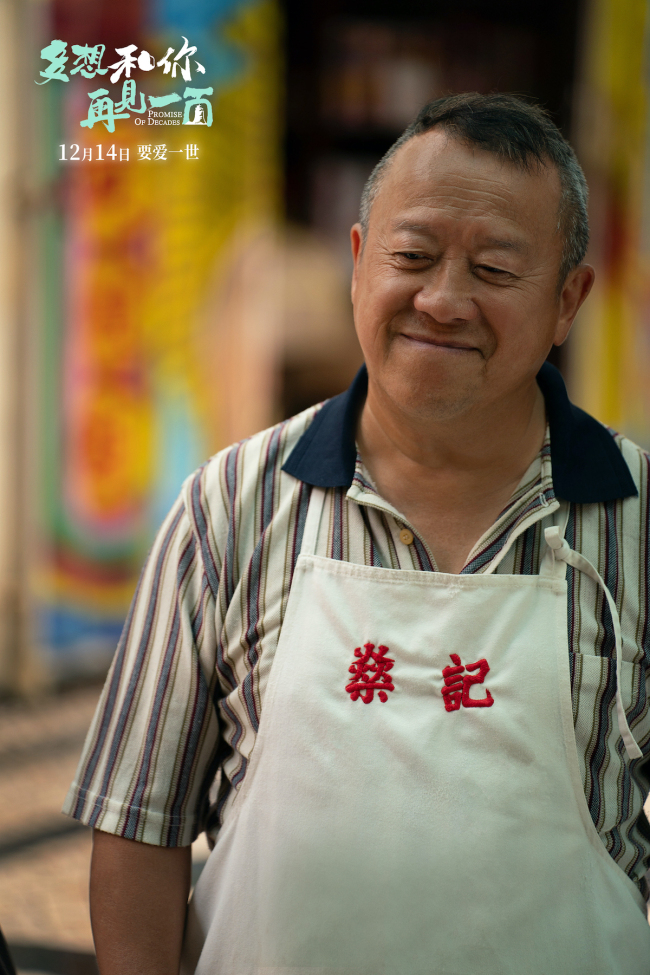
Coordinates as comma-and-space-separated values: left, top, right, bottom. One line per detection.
385, 379, 482, 423
379, 361, 484, 422
400, 394, 480, 423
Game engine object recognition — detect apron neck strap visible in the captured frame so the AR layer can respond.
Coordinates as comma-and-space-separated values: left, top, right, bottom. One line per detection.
539, 503, 571, 582
542, 505, 642, 761
300, 486, 327, 558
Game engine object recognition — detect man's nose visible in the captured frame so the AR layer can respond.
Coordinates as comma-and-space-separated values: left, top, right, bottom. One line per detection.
412, 260, 476, 323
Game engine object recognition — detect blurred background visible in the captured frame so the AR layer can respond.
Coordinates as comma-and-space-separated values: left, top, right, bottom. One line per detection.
1, 0, 650, 970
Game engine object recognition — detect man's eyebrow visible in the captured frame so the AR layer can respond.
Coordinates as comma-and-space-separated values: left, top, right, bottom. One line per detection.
479, 236, 529, 254
391, 223, 529, 254
391, 221, 436, 235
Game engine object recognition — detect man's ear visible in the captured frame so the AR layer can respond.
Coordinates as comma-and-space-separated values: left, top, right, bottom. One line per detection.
350, 223, 363, 303
553, 263, 595, 346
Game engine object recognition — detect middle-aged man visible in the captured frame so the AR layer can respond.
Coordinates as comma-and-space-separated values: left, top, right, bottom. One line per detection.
65, 93, 650, 974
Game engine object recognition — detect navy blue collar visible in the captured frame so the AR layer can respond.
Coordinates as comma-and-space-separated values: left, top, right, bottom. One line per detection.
282, 362, 637, 503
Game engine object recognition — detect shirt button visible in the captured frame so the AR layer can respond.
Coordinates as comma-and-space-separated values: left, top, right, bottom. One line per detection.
399, 528, 414, 545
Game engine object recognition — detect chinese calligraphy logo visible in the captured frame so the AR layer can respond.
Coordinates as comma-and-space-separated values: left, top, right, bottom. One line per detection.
346, 643, 395, 704
441, 654, 494, 712
36, 37, 213, 132
37, 37, 205, 85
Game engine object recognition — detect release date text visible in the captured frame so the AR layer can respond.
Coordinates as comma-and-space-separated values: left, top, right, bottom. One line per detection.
59, 143, 199, 161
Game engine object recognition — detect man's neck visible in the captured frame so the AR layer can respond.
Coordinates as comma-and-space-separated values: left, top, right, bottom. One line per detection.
356, 378, 547, 573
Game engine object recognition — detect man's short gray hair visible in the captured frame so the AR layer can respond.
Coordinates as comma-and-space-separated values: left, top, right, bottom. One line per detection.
359, 92, 589, 284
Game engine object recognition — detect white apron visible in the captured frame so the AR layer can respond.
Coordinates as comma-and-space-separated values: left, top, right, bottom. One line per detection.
182, 489, 650, 975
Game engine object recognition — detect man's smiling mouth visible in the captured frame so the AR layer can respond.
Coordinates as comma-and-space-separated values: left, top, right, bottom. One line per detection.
400, 332, 480, 352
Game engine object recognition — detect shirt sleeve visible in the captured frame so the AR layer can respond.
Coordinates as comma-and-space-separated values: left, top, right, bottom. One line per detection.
62, 484, 221, 847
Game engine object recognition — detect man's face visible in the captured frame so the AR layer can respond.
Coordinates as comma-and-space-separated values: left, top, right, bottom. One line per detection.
351, 129, 590, 422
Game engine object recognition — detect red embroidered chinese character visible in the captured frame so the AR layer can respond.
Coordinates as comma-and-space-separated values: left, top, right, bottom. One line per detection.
346, 643, 395, 703
441, 654, 494, 712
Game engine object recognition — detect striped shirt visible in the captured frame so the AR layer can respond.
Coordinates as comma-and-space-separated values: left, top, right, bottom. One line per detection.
64, 363, 650, 894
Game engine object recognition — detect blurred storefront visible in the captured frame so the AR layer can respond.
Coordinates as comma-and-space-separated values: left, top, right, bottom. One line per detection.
3, 0, 650, 695
12, 0, 286, 689
29, 0, 279, 679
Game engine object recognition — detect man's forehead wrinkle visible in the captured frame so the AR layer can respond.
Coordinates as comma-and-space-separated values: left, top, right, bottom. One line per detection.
389, 191, 524, 221
388, 197, 533, 237
381, 176, 558, 242
384, 171, 539, 217
407, 167, 519, 197
416, 183, 537, 220
389, 219, 529, 252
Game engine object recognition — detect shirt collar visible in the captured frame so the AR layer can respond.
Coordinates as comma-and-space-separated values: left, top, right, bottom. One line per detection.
282, 362, 638, 503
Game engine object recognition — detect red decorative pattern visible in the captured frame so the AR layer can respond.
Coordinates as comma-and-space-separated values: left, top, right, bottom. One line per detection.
442, 653, 494, 712
346, 643, 395, 703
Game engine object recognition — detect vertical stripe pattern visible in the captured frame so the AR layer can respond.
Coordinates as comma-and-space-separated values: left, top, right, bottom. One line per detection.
64, 407, 650, 893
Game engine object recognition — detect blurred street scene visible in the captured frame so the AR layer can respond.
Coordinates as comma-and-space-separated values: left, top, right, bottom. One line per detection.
0, 685, 98, 972
0, 683, 210, 974
2, 0, 650, 970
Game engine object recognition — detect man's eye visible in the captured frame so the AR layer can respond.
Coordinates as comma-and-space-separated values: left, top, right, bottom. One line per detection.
477, 265, 508, 275
399, 252, 427, 261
